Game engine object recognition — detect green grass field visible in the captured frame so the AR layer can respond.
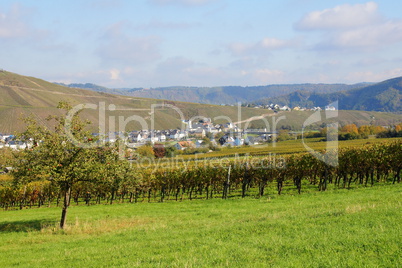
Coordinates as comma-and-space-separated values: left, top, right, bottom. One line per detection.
1, 183, 401, 267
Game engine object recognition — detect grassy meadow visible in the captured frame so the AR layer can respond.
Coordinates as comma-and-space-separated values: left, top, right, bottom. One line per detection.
1, 183, 401, 267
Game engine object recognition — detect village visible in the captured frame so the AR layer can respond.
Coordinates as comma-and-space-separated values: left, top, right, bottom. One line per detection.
240, 103, 337, 112
0, 104, 337, 152
0, 119, 274, 152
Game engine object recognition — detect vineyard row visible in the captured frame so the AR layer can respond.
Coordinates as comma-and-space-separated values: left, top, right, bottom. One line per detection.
1, 141, 401, 209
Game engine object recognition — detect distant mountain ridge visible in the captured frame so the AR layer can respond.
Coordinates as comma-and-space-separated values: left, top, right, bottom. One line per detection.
62, 83, 366, 105
2, 71, 324, 132
55, 82, 131, 95
0, 71, 401, 133
59, 78, 401, 112
255, 76, 402, 113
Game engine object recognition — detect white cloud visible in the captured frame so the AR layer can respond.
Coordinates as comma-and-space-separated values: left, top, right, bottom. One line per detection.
0, 3, 61, 53
97, 22, 162, 65
149, 0, 217, 6
51, 68, 146, 88
333, 21, 402, 48
0, 4, 35, 39
229, 57, 259, 70
296, 2, 402, 51
154, 56, 228, 86
248, 69, 285, 84
109, 69, 121, 80
228, 37, 298, 56
295, 2, 380, 30
312, 18, 402, 51
260, 38, 290, 49
157, 56, 195, 72
345, 68, 402, 83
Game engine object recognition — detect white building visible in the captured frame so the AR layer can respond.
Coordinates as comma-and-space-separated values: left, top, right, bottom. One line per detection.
325, 105, 336, 111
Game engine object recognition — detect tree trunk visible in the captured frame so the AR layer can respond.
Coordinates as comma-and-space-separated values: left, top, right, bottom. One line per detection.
277, 180, 283, 195
110, 190, 115, 205
259, 179, 267, 197
175, 187, 180, 201
60, 185, 71, 229
160, 185, 165, 202
294, 176, 302, 194
222, 166, 231, 199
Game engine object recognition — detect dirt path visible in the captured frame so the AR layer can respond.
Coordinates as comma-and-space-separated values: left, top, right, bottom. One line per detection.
234, 111, 283, 125
5, 85, 154, 111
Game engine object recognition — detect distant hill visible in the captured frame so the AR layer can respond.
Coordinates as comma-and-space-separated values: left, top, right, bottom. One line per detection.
0, 71, 400, 133
125, 84, 361, 105
55, 82, 135, 96
256, 77, 402, 113
66, 83, 366, 105
0, 71, 293, 132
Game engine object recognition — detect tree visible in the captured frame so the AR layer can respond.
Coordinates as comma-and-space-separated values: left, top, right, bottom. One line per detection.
136, 145, 155, 159
214, 132, 225, 144
358, 125, 386, 137
153, 144, 166, 158
340, 124, 358, 134
92, 146, 136, 204
201, 136, 212, 147
165, 146, 177, 157
205, 131, 215, 141
0, 147, 13, 171
358, 125, 372, 137
12, 102, 104, 228
373, 125, 386, 134
277, 129, 291, 141
396, 124, 402, 133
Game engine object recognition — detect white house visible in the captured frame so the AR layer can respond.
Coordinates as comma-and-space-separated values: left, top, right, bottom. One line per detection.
325, 105, 336, 111
169, 130, 179, 140
195, 140, 204, 148
7, 141, 29, 150
178, 130, 187, 140
158, 134, 166, 142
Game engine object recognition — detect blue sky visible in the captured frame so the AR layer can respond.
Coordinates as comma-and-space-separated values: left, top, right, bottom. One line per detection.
1, 0, 402, 88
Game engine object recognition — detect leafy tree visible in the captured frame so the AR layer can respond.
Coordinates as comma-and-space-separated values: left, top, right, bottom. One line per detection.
340, 124, 358, 134
214, 132, 225, 143
0, 147, 14, 170
11, 102, 113, 228
165, 146, 177, 157
358, 125, 386, 137
91, 146, 137, 204
373, 125, 386, 134
395, 123, 402, 133
338, 132, 360, 140
200, 136, 212, 147
153, 144, 166, 158
136, 145, 155, 159
205, 132, 214, 140
277, 129, 292, 141
358, 125, 372, 137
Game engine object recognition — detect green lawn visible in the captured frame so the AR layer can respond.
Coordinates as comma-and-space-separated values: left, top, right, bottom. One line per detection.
1, 183, 401, 267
